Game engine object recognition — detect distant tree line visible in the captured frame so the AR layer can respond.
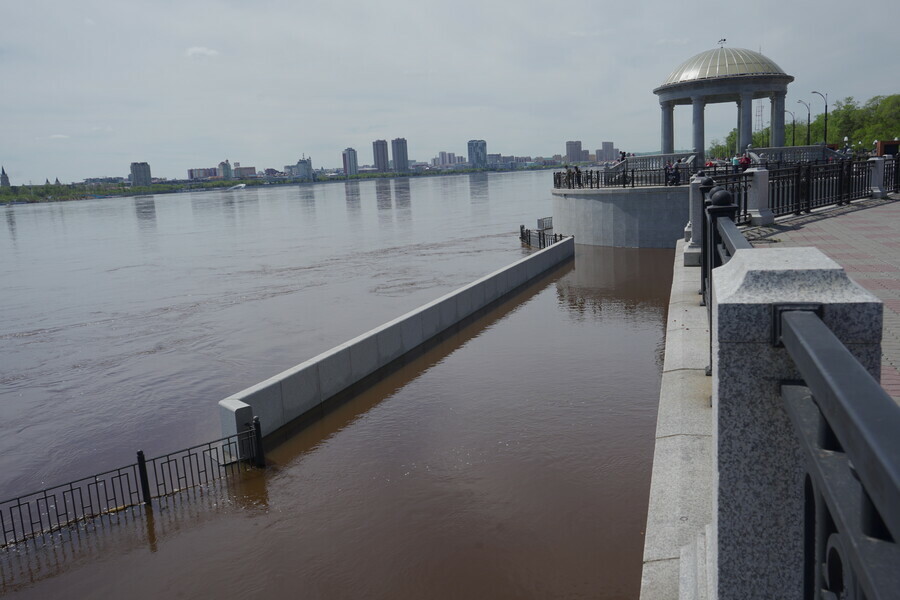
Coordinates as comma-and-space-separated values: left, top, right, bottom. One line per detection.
707, 94, 900, 158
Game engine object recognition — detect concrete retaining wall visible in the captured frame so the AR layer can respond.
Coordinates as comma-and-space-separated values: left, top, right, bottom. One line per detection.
219, 237, 575, 438
552, 186, 689, 248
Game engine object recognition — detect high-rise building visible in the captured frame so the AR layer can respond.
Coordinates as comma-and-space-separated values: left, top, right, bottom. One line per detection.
130, 162, 152, 187
217, 160, 233, 180
0, 166, 9, 187
565, 141, 583, 164
601, 141, 615, 162
342, 148, 359, 176
391, 138, 409, 173
467, 140, 487, 168
285, 158, 314, 180
373, 140, 389, 172
234, 166, 257, 178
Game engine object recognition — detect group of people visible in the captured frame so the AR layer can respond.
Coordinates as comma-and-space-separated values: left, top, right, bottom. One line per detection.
664, 158, 685, 186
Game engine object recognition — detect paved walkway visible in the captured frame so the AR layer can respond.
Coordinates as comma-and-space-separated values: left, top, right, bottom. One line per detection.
744, 195, 900, 401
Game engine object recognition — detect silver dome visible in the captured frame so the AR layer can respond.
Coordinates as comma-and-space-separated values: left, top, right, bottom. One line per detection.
659, 47, 788, 88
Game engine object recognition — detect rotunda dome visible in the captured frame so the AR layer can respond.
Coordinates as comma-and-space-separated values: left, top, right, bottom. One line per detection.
658, 47, 788, 89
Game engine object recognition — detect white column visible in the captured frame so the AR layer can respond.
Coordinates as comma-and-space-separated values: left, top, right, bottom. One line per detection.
739, 92, 753, 152
661, 102, 675, 154
692, 96, 706, 165
770, 93, 786, 148
684, 175, 704, 266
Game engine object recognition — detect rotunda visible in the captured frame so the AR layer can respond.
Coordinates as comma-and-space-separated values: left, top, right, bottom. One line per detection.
653, 47, 794, 161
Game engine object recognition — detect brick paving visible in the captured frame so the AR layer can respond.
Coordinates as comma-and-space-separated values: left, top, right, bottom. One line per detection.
744, 195, 900, 402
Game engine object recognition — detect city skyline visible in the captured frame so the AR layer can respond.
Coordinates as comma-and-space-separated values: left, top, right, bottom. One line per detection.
1, 1, 897, 183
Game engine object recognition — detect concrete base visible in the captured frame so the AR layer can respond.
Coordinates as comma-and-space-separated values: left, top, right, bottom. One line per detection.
748, 208, 774, 226
683, 245, 701, 267
552, 185, 690, 248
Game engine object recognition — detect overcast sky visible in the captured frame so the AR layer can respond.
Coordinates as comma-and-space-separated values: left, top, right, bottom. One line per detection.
2, 0, 898, 183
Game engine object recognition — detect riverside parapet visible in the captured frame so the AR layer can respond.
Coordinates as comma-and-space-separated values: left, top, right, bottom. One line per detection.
219, 237, 575, 439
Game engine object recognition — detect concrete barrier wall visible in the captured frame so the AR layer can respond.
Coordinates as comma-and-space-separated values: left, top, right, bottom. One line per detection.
219, 236, 575, 438
552, 186, 689, 248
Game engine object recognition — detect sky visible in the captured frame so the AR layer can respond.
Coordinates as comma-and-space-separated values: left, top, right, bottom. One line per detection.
2, 0, 899, 183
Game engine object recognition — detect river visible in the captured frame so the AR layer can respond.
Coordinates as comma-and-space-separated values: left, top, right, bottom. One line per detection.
0, 171, 673, 598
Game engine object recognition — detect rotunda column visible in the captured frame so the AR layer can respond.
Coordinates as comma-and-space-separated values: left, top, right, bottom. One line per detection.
692, 95, 705, 164
770, 92, 786, 147
660, 101, 675, 154
740, 92, 754, 152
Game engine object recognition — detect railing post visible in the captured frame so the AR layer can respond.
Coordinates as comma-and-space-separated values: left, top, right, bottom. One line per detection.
252, 417, 265, 468
137, 450, 152, 506
868, 156, 886, 198
746, 167, 774, 226
709, 247, 882, 599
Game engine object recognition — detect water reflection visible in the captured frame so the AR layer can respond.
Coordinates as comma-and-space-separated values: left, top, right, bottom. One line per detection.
344, 181, 361, 218
133, 197, 157, 230
375, 178, 392, 210
467, 172, 489, 204
394, 178, 411, 211
297, 186, 316, 222
5, 207, 16, 242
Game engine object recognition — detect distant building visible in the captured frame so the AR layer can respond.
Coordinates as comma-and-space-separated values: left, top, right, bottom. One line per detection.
487, 153, 501, 165
581, 149, 590, 162
391, 138, 409, 173
342, 148, 359, 176
601, 141, 616, 162
1, 166, 9, 187
188, 167, 218, 180
130, 162, 152, 187
565, 141, 583, 164
218, 160, 233, 180
285, 158, 314, 181
372, 140, 389, 172
233, 166, 257, 178
467, 140, 487, 168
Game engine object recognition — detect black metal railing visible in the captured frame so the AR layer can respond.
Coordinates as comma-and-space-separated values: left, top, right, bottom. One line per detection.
0, 418, 264, 548
706, 171, 752, 224
519, 225, 564, 249
699, 176, 900, 599
553, 166, 690, 189
884, 156, 898, 193
778, 311, 900, 600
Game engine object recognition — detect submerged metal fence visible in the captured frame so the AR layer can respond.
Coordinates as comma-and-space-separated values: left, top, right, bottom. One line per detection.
0, 418, 264, 548
519, 225, 564, 249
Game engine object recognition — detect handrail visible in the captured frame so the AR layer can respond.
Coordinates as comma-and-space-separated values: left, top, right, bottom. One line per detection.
779, 310, 900, 536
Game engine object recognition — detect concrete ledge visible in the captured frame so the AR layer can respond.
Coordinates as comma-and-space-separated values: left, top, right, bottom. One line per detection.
219, 237, 575, 438
641, 239, 713, 600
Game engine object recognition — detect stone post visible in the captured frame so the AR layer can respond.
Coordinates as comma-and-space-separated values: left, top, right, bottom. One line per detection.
684, 175, 703, 266
711, 247, 882, 600
869, 156, 886, 198
745, 167, 774, 226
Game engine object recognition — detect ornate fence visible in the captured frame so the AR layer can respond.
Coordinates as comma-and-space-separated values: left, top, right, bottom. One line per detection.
0, 418, 264, 548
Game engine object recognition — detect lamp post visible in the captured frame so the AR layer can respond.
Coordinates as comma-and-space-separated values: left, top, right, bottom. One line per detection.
785, 110, 796, 146
812, 91, 828, 145
798, 100, 811, 146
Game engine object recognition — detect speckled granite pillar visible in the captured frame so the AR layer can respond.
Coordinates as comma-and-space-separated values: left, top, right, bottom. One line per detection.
869, 156, 886, 198
711, 247, 882, 600
745, 168, 774, 226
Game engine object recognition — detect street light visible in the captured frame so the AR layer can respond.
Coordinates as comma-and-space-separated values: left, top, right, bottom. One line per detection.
785, 110, 796, 146
812, 91, 828, 145
797, 100, 811, 146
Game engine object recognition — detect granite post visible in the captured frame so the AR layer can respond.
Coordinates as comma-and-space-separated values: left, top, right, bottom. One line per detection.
869, 156, 886, 198
745, 167, 774, 226
711, 247, 882, 599
684, 175, 703, 266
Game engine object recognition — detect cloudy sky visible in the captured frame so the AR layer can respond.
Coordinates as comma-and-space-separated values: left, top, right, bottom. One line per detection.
2, 0, 898, 183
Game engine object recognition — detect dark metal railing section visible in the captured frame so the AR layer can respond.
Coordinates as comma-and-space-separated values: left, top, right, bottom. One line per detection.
779, 312, 900, 600
699, 177, 900, 599
519, 225, 564, 249
553, 166, 688, 189
705, 171, 752, 224
0, 418, 265, 548
884, 156, 898, 194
